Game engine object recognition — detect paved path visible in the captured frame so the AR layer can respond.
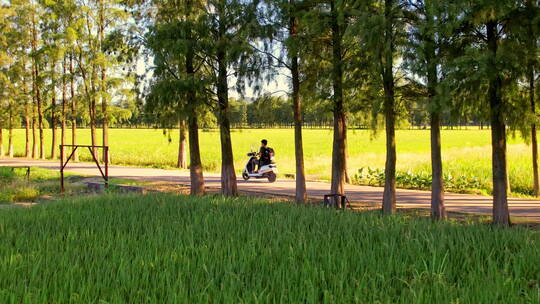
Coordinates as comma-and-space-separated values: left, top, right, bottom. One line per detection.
2, 158, 540, 219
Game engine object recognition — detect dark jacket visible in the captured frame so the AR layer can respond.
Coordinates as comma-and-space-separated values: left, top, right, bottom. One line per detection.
259, 146, 271, 162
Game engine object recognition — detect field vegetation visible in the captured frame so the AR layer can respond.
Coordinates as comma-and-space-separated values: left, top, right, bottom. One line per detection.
0, 193, 538, 302
0, 167, 83, 203
4, 128, 535, 196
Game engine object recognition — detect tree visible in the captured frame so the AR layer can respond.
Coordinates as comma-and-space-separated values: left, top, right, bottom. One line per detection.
298, 0, 360, 207
62, 0, 81, 161
446, 0, 528, 225
265, 0, 308, 203
356, 0, 408, 214
143, 0, 208, 195
526, 0, 540, 196
404, 0, 456, 220
178, 120, 188, 169
199, 0, 270, 196
1, 0, 139, 162
328, 0, 348, 206
30, 0, 45, 160
41, 1, 63, 160
75, 0, 131, 160
144, 82, 191, 170
517, 0, 540, 196
0, 3, 14, 158
97, 0, 132, 162
42, 0, 78, 161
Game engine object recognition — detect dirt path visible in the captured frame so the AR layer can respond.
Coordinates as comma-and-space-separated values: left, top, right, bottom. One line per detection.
2, 158, 540, 219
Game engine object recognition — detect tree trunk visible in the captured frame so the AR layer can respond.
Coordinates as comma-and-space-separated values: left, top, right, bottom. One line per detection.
99, 2, 109, 163
330, 0, 346, 208
36, 71, 44, 160
32, 14, 44, 160
61, 56, 67, 161
425, 13, 446, 220
290, 9, 307, 204
8, 107, 13, 158
89, 80, 98, 160
217, 23, 238, 196
526, 0, 539, 196
32, 103, 37, 158
8, 129, 13, 158
177, 120, 188, 169
23, 71, 31, 158
101, 82, 108, 162
188, 115, 205, 195
530, 68, 539, 196
185, 7, 205, 195
343, 115, 350, 183
70, 54, 79, 161
51, 71, 58, 160
25, 105, 30, 157
382, 0, 396, 214
430, 112, 445, 219
487, 21, 510, 226
0, 128, 3, 157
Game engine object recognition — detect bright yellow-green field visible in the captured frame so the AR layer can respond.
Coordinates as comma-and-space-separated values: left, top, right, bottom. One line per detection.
2, 128, 536, 195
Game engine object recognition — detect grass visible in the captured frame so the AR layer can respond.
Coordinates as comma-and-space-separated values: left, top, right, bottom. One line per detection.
0, 167, 83, 203
3, 128, 538, 196
108, 177, 150, 186
0, 193, 538, 303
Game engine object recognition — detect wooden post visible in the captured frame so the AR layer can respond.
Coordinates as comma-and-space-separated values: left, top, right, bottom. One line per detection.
104, 146, 109, 188
60, 145, 64, 193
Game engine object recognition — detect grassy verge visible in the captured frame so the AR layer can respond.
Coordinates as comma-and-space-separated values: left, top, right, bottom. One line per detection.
0, 193, 538, 303
0, 167, 84, 203
351, 167, 490, 195
107, 177, 151, 186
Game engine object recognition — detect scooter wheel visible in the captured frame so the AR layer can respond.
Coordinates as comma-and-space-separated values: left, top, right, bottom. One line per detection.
267, 172, 276, 183
242, 172, 250, 181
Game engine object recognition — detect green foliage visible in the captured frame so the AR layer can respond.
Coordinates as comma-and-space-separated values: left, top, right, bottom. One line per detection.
352, 167, 487, 195
0, 167, 79, 203
0, 193, 538, 302
442, 0, 531, 126
245, 94, 293, 124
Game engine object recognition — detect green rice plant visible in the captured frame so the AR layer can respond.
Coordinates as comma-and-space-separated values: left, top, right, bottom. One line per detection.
108, 178, 150, 186
12, 187, 39, 201
352, 167, 489, 194
0, 193, 538, 303
0, 192, 14, 203
0, 168, 16, 181
0, 168, 80, 203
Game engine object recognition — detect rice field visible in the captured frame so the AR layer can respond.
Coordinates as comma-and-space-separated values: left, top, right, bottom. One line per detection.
2, 128, 536, 195
0, 193, 538, 302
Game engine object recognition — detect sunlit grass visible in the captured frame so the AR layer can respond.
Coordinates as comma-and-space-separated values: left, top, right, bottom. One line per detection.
0, 167, 81, 203
0, 193, 538, 302
3, 128, 537, 195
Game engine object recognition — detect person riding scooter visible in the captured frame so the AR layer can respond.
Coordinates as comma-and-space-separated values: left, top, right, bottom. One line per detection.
242, 139, 277, 182
257, 139, 272, 172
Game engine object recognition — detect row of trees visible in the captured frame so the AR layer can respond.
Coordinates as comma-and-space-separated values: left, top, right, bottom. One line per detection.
138, 0, 540, 226
2, 0, 539, 226
0, 0, 135, 162
224, 95, 488, 127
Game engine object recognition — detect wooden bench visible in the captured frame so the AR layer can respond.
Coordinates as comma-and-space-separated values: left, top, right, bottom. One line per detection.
323, 193, 351, 209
